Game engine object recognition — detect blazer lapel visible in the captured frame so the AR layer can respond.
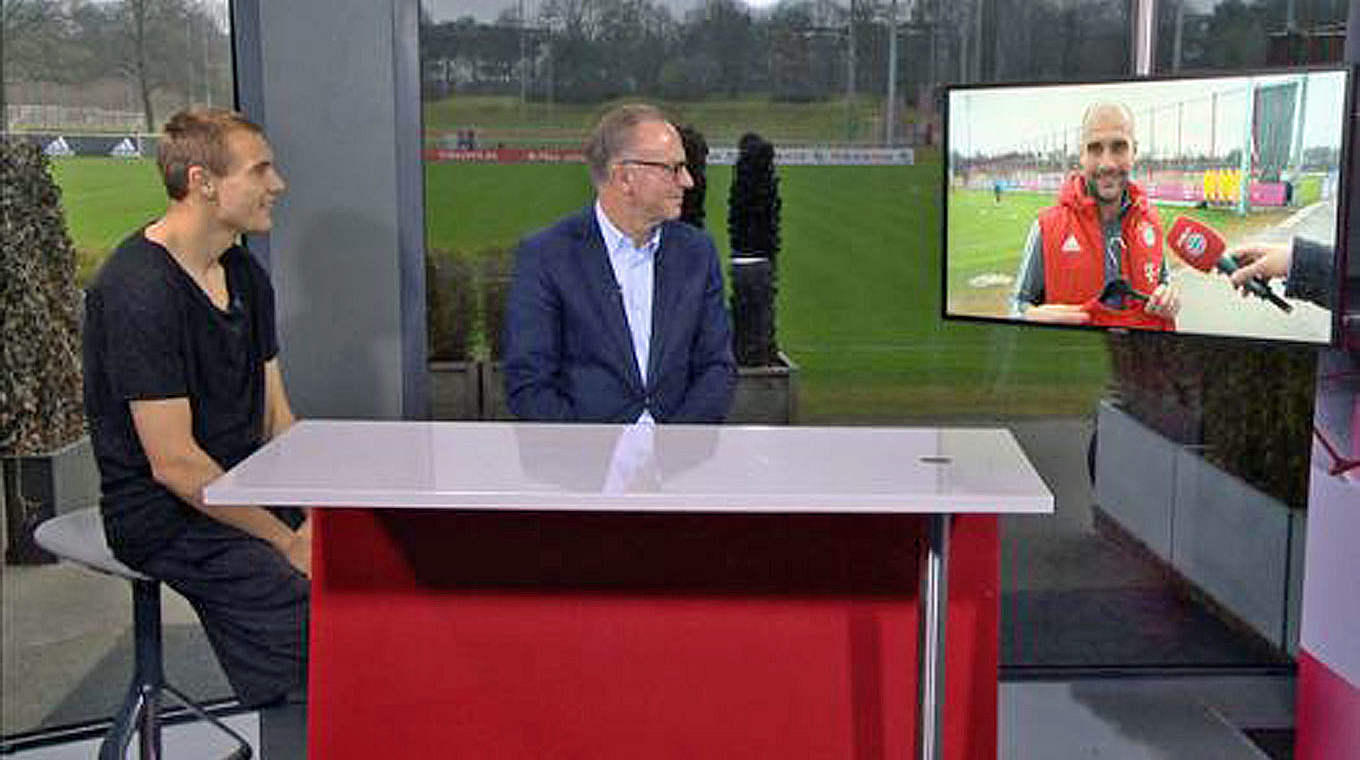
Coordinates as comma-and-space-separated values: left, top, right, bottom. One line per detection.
578, 210, 644, 389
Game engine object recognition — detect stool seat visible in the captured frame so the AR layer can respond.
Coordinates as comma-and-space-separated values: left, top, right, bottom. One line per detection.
34, 507, 150, 581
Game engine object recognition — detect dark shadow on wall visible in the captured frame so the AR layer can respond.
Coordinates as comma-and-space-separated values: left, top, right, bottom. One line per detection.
277, 209, 403, 420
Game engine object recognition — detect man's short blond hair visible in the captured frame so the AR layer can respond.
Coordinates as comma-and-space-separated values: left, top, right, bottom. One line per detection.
157, 108, 264, 200
584, 103, 670, 187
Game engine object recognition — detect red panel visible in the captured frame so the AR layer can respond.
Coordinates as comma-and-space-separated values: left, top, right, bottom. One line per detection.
1296, 650, 1360, 760
310, 509, 998, 759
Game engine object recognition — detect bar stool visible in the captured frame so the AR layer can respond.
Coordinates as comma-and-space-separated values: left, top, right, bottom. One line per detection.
34, 507, 254, 760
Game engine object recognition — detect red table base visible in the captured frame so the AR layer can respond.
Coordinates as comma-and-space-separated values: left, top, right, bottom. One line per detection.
1296, 650, 1360, 760
311, 509, 998, 759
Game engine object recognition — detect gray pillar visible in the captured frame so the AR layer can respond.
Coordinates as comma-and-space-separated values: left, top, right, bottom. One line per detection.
234, 0, 428, 420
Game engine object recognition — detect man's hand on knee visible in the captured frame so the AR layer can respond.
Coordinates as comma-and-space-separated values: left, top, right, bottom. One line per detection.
281, 523, 311, 578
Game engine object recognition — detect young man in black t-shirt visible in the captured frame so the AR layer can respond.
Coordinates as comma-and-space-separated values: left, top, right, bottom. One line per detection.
83, 108, 307, 751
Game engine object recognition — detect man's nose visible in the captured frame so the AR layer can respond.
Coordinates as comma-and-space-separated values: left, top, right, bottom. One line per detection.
678, 166, 694, 189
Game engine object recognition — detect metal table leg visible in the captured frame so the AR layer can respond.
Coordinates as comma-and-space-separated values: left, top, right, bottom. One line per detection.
917, 513, 950, 760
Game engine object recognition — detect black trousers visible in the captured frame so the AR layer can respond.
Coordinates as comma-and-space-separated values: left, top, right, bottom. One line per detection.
137, 509, 309, 709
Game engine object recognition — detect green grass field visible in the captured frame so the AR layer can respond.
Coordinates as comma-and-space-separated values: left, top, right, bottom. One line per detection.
50, 154, 1113, 422
49, 157, 165, 283
423, 95, 893, 146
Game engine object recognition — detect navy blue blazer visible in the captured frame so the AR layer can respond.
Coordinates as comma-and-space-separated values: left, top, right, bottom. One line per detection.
503, 206, 736, 423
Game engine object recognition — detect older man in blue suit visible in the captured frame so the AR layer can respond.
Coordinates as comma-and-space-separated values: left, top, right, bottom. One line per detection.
504, 104, 736, 423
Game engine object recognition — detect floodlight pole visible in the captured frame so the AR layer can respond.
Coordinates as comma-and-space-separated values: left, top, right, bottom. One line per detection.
1239, 80, 1254, 216
519, 0, 528, 112
845, 0, 856, 143
886, 0, 898, 146
1172, 0, 1185, 72
1131, 0, 1154, 77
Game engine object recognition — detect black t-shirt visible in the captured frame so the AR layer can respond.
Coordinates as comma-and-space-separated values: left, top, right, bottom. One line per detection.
83, 230, 278, 567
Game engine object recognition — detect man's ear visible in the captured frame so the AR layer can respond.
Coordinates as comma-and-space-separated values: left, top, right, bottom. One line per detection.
187, 165, 215, 201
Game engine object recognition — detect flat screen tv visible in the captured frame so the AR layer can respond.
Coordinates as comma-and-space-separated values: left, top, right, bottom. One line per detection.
942, 66, 1354, 345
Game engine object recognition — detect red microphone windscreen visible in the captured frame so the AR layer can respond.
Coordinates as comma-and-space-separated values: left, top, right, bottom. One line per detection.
1166, 216, 1227, 272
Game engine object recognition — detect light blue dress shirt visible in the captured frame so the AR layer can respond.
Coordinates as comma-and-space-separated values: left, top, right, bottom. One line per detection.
595, 202, 659, 386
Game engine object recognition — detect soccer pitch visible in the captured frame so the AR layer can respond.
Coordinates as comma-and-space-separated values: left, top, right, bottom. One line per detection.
52, 157, 1112, 422
50, 157, 165, 283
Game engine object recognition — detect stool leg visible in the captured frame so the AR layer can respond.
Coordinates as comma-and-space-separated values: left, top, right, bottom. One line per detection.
98, 684, 146, 760
138, 683, 161, 759
162, 683, 255, 759
100, 578, 164, 760
100, 577, 256, 760
133, 579, 164, 760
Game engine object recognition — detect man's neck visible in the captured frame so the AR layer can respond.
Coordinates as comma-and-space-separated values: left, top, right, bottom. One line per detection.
145, 203, 238, 276
1097, 201, 1121, 225
598, 195, 656, 248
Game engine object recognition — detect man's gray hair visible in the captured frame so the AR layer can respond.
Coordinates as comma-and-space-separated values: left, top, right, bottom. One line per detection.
584, 103, 670, 186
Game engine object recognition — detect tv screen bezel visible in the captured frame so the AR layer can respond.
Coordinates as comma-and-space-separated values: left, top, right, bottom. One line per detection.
939, 64, 1357, 348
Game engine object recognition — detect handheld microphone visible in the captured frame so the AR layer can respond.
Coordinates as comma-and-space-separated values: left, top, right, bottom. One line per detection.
1166, 216, 1292, 313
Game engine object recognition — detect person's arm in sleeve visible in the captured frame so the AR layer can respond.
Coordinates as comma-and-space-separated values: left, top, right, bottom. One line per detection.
670, 244, 736, 423
263, 359, 296, 441
1012, 220, 1090, 324
262, 357, 311, 533
503, 239, 575, 420
1284, 238, 1335, 310
1228, 238, 1335, 310
251, 258, 296, 442
131, 399, 310, 575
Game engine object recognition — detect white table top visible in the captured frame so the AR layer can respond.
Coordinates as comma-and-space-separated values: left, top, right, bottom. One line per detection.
203, 420, 1053, 514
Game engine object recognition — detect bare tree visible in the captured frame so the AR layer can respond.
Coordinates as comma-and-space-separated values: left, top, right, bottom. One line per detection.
72, 0, 206, 131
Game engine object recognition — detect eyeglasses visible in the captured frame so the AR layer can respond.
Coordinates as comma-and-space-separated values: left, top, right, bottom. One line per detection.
618, 159, 690, 179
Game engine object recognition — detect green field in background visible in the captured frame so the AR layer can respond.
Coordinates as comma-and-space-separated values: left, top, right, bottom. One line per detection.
49, 157, 164, 283
423, 95, 892, 145
50, 155, 1112, 422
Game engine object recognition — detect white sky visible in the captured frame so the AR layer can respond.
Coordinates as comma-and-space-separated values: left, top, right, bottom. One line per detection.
949, 70, 1349, 161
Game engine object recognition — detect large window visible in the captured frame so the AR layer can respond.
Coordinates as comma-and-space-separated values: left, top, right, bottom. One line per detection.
418, 0, 1127, 423
418, 0, 1342, 690
3, 0, 234, 282
3, 0, 237, 740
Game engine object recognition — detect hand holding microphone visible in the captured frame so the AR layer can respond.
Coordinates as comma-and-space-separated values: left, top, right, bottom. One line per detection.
1166, 216, 1292, 312
1223, 241, 1292, 283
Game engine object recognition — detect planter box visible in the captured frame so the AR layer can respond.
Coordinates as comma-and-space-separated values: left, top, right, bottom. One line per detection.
3, 435, 99, 565
429, 360, 481, 420
1094, 399, 1178, 561
729, 351, 799, 425
1173, 448, 1306, 654
1096, 399, 1305, 652
480, 361, 512, 421
480, 353, 799, 424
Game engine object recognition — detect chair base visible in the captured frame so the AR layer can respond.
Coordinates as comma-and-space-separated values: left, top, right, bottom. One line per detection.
102, 578, 254, 760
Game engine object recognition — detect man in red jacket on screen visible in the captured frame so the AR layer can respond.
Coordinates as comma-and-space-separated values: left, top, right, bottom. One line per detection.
1011, 101, 1181, 329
